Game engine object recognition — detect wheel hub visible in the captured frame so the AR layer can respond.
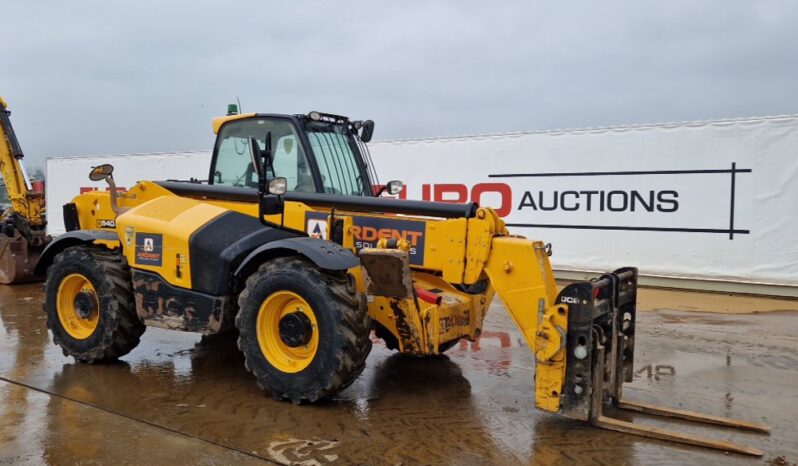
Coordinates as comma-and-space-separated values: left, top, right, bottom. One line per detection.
74, 290, 98, 319
278, 311, 313, 347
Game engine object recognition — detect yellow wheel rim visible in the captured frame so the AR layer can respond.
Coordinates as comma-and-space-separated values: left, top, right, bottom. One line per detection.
56, 273, 100, 340
256, 290, 319, 373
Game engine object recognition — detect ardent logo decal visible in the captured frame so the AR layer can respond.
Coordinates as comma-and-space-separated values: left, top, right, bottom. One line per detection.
307, 219, 328, 239
305, 212, 427, 265
135, 233, 163, 266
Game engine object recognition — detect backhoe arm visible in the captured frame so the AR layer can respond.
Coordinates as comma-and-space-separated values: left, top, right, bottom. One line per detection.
0, 97, 49, 284
0, 96, 42, 225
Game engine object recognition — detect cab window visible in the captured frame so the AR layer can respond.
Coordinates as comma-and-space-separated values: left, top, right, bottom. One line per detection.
306, 122, 366, 196
213, 119, 315, 192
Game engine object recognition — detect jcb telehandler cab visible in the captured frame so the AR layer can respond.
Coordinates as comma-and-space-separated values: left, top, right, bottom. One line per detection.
38, 109, 768, 456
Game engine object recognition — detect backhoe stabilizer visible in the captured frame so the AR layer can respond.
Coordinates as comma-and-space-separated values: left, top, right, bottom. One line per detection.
0, 231, 44, 284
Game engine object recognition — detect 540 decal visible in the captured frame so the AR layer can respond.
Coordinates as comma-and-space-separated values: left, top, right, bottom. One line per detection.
96, 219, 116, 229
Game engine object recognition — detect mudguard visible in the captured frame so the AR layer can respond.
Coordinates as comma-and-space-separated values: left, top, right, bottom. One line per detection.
234, 236, 359, 280
34, 230, 119, 275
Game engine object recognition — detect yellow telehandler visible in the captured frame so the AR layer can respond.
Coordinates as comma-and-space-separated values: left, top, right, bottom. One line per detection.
37, 108, 768, 455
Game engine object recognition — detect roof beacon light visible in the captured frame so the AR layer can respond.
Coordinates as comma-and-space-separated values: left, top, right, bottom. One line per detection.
227, 104, 239, 116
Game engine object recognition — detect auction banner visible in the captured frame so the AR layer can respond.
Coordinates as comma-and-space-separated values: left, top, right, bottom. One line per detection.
369, 116, 798, 287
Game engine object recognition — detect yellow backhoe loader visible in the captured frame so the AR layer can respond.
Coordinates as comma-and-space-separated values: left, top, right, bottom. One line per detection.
37, 108, 768, 455
0, 97, 50, 284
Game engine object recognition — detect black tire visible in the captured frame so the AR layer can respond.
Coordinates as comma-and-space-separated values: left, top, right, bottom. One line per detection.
236, 256, 371, 403
44, 246, 145, 363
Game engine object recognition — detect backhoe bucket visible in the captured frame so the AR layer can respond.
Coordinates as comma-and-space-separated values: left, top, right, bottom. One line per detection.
556, 268, 769, 456
0, 232, 44, 284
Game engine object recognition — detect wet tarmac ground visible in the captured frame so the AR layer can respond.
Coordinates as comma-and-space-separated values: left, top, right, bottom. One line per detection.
1, 283, 797, 465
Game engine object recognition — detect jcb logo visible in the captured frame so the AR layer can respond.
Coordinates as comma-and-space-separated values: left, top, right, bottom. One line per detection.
560, 296, 580, 304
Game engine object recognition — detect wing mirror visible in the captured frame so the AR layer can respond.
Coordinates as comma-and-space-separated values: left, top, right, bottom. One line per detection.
268, 177, 287, 195
375, 180, 404, 197
88, 164, 121, 216
386, 180, 404, 195
360, 120, 375, 143
89, 164, 114, 182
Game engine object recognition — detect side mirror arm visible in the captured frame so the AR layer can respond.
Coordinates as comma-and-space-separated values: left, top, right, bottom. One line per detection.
106, 175, 120, 217
249, 134, 285, 223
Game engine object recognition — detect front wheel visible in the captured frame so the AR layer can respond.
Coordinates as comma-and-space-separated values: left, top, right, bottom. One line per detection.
236, 256, 371, 403
44, 246, 145, 363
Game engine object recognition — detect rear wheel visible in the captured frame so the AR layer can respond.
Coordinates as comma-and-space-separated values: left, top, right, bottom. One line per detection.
44, 246, 145, 363
236, 256, 371, 403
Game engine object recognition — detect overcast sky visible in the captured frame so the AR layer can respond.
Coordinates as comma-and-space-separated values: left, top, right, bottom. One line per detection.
2, 1, 796, 169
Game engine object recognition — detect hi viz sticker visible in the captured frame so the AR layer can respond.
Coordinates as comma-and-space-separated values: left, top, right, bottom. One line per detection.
135, 233, 163, 266
305, 212, 427, 265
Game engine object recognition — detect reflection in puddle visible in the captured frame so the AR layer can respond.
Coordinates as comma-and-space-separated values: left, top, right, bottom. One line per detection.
1, 285, 797, 465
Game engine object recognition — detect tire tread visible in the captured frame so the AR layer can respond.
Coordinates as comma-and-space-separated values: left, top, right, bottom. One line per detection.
236, 256, 371, 402
45, 246, 144, 363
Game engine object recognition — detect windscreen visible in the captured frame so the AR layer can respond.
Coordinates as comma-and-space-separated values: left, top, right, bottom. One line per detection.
213, 119, 315, 192
306, 122, 366, 196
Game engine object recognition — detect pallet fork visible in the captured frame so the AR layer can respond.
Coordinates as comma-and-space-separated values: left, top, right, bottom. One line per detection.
558, 268, 769, 456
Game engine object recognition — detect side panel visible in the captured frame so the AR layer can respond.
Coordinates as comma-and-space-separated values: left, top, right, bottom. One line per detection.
132, 270, 230, 334
305, 211, 429, 265
189, 211, 297, 295
117, 196, 229, 290
300, 209, 474, 284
